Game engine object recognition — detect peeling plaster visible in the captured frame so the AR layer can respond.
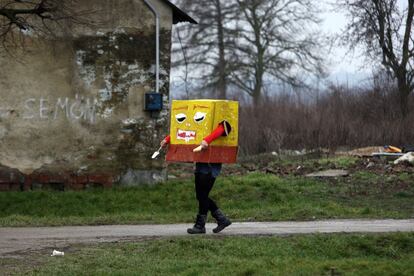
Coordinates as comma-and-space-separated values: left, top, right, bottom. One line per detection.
122, 118, 138, 125
76, 50, 97, 88
0, 126, 8, 140
74, 30, 170, 117
0, 14, 173, 186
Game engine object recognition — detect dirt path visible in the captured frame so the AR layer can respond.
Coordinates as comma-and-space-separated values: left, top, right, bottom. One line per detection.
1, 219, 414, 256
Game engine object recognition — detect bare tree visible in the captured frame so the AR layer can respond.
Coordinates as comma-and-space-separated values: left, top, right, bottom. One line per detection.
0, 0, 92, 51
172, 0, 239, 99
232, 0, 325, 106
338, 0, 414, 117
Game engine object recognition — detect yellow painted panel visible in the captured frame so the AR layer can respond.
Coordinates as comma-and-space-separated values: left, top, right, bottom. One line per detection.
211, 101, 238, 147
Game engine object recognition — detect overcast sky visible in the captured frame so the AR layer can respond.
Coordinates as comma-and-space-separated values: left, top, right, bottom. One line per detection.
320, 0, 367, 75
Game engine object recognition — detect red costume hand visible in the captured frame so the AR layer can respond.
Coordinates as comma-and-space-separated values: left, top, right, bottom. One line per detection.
161, 135, 170, 148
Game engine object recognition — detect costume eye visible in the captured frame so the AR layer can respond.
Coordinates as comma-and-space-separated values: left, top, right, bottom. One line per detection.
175, 113, 186, 123
194, 112, 206, 123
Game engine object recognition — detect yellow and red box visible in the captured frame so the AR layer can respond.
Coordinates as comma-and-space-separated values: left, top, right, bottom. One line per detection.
166, 99, 238, 163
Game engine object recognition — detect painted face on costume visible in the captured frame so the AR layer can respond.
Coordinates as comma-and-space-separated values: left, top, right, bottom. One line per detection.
170, 101, 214, 144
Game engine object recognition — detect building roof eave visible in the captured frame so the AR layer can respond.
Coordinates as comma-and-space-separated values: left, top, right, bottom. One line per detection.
162, 0, 197, 24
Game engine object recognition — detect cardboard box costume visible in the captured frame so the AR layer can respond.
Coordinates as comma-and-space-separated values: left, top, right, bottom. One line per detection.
166, 100, 238, 163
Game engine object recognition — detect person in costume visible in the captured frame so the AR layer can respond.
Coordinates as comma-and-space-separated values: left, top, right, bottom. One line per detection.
160, 121, 232, 234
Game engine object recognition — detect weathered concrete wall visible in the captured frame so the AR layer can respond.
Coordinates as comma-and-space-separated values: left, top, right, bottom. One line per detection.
0, 0, 173, 190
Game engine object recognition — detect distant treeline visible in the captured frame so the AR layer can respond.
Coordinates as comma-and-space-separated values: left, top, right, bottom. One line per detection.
239, 80, 414, 155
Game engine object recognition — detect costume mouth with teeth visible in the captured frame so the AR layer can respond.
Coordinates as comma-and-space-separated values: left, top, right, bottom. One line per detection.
177, 130, 196, 142
164, 100, 239, 163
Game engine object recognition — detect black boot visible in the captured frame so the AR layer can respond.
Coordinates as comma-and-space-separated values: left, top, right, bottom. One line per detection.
211, 209, 232, 233
187, 214, 207, 234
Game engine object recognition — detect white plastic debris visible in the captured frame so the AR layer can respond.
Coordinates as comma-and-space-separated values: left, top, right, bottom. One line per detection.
394, 152, 414, 165
51, 250, 65, 256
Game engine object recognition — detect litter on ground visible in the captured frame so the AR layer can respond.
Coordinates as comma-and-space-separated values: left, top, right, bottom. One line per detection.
51, 250, 64, 256
394, 152, 414, 165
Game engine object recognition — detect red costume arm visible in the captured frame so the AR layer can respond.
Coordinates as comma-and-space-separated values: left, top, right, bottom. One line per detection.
203, 124, 225, 144
164, 135, 171, 144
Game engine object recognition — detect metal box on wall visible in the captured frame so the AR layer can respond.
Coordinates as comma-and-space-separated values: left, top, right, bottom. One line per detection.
144, 93, 163, 111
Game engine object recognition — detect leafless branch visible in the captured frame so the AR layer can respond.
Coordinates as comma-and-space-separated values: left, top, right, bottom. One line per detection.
0, 0, 96, 52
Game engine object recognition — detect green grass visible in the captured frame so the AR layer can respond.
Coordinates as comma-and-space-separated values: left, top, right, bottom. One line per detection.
7, 233, 414, 275
0, 172, 413, 227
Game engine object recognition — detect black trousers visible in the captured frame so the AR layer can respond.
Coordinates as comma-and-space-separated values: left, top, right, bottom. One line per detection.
195, 173, 219, 215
